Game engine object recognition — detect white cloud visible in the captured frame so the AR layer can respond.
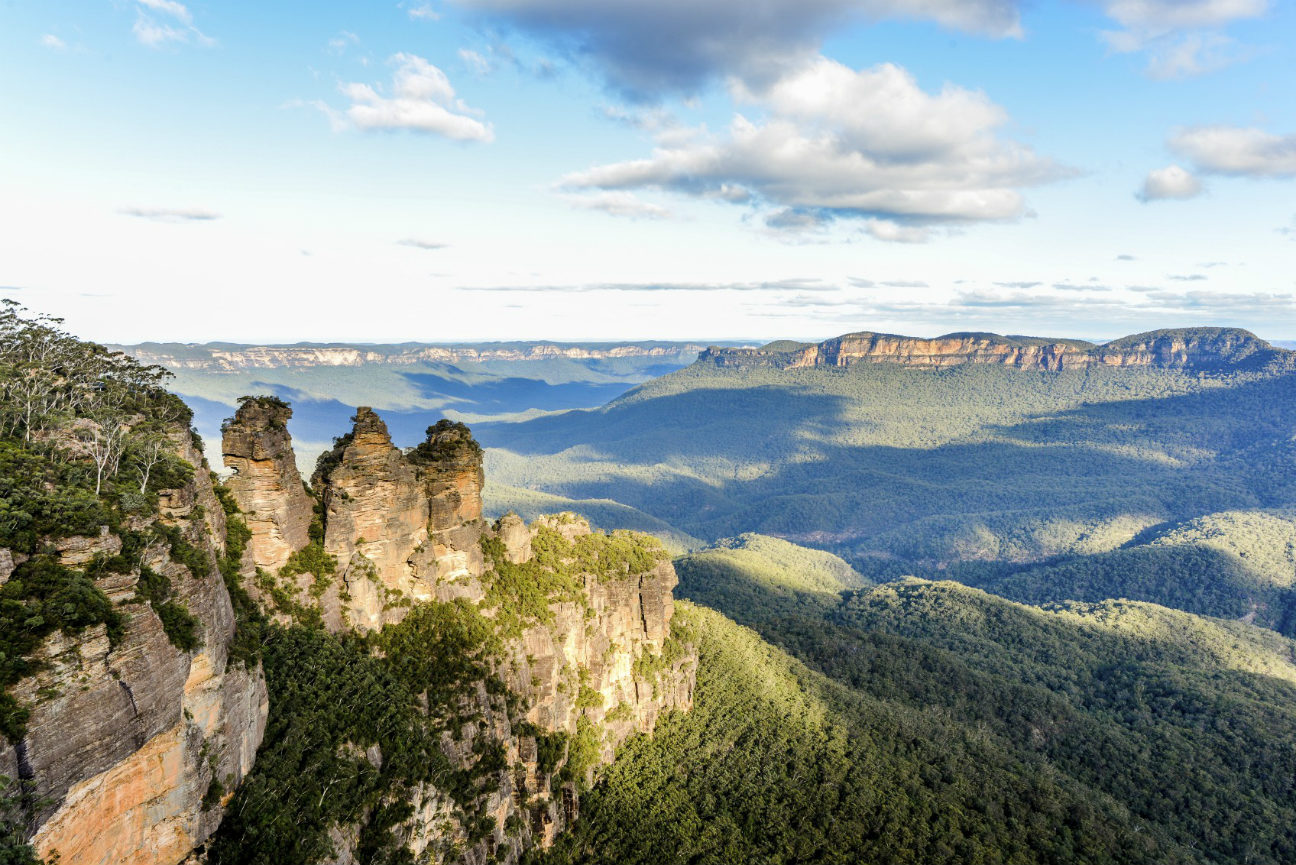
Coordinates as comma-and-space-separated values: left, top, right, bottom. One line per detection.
407, 3, 442, 20
559, 57, 1066, 241
327, 31, 360, 55
1099, 0, 1267, 77
459, 48, 494, 75
452, 0, 1024, 96
1170, 126, 1296, 177
118, 206, 221, 223
132, 0, 213, 47
336, 54, 494, 142
1137, 164, 1203, 201
565, 192, 671, 220
138, 0, 192, 23
1101, 0, 1268, 33
40, 34, 67, 50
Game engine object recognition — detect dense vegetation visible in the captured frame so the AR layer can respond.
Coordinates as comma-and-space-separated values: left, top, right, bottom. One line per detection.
542, 577, 1296, 865
0, 303, 211, 742
480, 518, 669, 637
478, 339, 1296, 635
480, 350, 1296, 559
674, 532, 868, 622
207, 602, 512, 865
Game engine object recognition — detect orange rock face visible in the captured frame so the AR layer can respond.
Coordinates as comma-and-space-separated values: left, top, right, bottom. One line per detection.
221, 398, 313, 573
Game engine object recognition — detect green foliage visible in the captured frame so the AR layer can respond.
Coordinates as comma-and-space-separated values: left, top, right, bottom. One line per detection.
132, 565, 199, 652
208, 601, 516, 865
409, 419, 482, 464
0, 775, 41, 865
589, 558, 1296, 865
533, 730, 568, 777
557, 717, 602, 791
0, 440, 109, 554
479, 523, 668, 639
213, 482, 266, 668
675, 533, 868, 623
539, 602, 1185, 865
278, 542, 337, 599
481, 356, 1296, 587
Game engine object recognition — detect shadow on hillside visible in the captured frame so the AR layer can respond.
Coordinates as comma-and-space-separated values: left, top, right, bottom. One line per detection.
477, 374, 1296, 608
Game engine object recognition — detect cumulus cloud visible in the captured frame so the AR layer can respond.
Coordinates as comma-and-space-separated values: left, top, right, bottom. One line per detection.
1137, 164, 1203, 201
1169, 126, 1296, 177
557, 58, 1066, 241
118, 206, 221, 222
132, 0, 212, 47
41, 34, 67, 50
452, 0, 1024, 97
565, 191, 671, 220
333, 54, 493, 142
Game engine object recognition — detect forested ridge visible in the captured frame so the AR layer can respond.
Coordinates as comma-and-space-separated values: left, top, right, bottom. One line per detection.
541, 545, 1296, 865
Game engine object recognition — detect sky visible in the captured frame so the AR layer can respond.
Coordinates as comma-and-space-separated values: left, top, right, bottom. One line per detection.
1, 0, 1294, 344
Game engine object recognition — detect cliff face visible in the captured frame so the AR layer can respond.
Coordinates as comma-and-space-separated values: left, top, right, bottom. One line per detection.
700, 328, 1290, 373
217, 403, 695, 864
2, 434, 268, 865
119, 342, 711, 371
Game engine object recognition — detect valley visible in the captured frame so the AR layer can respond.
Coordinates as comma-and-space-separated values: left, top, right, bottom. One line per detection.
6, 311, 1296, 864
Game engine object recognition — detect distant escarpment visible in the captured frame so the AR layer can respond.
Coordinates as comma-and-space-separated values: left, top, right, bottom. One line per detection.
117, 341, 713, 371
212, 400, 695, 864
700, 327, 1290, 373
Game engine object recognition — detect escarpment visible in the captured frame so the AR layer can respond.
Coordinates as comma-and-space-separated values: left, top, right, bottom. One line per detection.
1, 431, 268, 865
701, 327, 1291, 373
210, 402, 696, 864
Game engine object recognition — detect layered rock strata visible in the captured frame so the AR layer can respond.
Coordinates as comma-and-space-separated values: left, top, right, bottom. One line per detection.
221, 398, 313, 573
700, 327, 1290, 373
2, 432, 268, 865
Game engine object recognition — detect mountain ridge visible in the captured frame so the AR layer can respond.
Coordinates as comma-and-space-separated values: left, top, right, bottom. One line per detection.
700, 326, 1288, 372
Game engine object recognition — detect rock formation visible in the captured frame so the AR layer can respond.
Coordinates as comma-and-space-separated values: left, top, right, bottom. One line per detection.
700, 327, 1291, 373
221, 397, 313, 573
2, 432, 268, 865
217, 404, 696, 863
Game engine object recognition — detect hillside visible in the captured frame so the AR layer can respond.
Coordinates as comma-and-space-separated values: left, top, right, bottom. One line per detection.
478, 328, 1296, 611
538, 587, 1296, 865
674, 533, 869, 621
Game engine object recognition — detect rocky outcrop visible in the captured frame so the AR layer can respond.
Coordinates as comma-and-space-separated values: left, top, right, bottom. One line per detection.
221, 398, 313, 573
323, 511, 695, 865
700, 328, 1291, 373
8, 433, 267, 865
223, 405, 695, 864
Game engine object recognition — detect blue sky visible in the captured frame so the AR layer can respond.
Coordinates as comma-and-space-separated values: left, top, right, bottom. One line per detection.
1, 0, 1294, 343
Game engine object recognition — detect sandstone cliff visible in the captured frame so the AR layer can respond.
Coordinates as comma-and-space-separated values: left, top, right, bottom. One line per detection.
221, 398, 313, 574
118, 342, 712, 371
700, 327, 1291, 373
214, 403, 695, 864
1, 432, 268, 865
